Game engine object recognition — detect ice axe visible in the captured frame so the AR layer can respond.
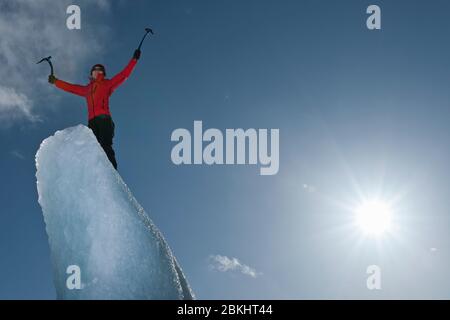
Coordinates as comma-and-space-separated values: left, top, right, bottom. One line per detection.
37, 56, 54, 76
137, 27, 154, 51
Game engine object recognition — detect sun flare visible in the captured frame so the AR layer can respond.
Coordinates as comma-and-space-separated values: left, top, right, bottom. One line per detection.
355, 200, 392, 236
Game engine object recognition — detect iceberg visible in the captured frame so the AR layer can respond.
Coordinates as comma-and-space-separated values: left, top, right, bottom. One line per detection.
35, 125, 194, 300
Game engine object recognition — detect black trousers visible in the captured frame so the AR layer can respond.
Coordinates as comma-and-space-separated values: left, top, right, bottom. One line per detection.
88, 115, 118, 170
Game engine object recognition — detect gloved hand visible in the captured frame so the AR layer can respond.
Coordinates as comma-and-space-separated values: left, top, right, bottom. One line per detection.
48, 74, 57, 84
133, 49, 141, 60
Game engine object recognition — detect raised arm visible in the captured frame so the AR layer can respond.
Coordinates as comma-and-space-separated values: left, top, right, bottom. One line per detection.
53, 78, 88, 97
109, 56, 138, 93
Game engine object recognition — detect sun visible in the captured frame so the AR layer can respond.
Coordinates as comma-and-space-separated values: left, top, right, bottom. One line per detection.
355, 200, 392, 236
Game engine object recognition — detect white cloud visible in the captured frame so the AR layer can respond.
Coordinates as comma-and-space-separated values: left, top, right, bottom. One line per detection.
0, 0, 112, 126
0, 86, 39, 122
209, 255, 261, 278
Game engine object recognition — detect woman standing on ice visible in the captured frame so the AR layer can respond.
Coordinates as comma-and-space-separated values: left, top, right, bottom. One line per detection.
48, 49, 141, 170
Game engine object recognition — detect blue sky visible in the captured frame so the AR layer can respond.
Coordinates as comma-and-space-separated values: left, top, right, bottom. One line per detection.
1, 0, 450, 299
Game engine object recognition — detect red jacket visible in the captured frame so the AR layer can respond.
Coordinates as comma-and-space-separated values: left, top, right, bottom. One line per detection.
55, 58, 138, 120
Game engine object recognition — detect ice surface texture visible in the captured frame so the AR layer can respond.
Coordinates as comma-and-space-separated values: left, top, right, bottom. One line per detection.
36, 125, 194, 300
